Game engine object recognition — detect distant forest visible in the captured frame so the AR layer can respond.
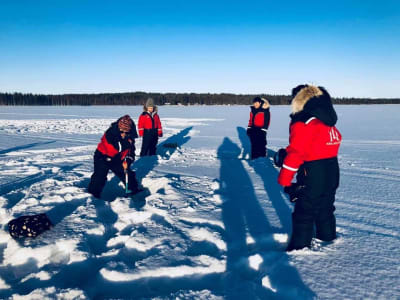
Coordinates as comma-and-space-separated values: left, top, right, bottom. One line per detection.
1, 92, 399, 105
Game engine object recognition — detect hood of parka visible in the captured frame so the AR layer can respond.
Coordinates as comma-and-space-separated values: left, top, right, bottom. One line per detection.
291, 85, 337, 126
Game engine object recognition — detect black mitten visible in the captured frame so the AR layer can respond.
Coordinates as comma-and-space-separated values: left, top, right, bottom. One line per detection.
274, 148, 287, 168
284, 184, 305, 203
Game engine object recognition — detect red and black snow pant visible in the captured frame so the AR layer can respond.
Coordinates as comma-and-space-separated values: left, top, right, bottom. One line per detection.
140, 129, 159, 156
247, 127, 267, 159
287, 157, 339, 251
88, 150, 139, 198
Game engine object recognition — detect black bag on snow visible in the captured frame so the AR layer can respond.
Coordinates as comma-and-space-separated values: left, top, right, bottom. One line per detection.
8, 213, 53, 238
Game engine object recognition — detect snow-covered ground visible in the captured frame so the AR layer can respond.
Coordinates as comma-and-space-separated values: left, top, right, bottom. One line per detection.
0, 105, 399, 299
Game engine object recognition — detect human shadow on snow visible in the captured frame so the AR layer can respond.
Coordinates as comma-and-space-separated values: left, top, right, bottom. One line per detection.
237, 127, 292, 232
217, 137, 315, 299
133, 126, 192, 182
0, 140, 56, 156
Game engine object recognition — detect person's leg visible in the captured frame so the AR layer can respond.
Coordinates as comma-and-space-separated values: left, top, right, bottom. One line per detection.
110, 161, 126, 183
149, 134, 158, 156
315, 158, 339, 241
140, 132, 151, 156
110, 161, 140, 193
88, 154, 109, 198
315, 192, 337, 241
260, 131, 267, 157
287, 198, 314, 251
127, 169, 140, 192
249, 131, 258, 159
252, 130, 265, 159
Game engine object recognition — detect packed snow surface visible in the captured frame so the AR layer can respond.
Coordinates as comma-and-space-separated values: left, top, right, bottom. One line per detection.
0, 105, 399, 299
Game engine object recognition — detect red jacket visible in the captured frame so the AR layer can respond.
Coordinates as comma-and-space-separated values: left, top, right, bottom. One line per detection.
278, 117, 342, 186
138, 112, 163, 137
97, 120, 137, 163
248, 107, 270, 131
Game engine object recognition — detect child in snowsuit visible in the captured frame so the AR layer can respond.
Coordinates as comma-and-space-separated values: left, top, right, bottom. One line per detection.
138, 98, 163, 156
88, 115, 141, 198
247, 97, 271, 159
277, 85, 342, 251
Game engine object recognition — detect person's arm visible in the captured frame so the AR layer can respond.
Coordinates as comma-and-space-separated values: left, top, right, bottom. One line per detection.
97, 126, 119, 158
130, 121, 138, 139
138, 114, 144, 137
156, 114, 163, 137
278, 122, 312, 186
247, 111, 253, 129
263, 109, 270, 131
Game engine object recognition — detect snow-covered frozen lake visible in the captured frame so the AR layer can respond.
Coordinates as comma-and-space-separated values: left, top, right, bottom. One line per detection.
0, 105, 399, 299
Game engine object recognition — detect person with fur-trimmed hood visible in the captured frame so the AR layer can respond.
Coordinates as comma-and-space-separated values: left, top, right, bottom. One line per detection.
138, 98, 163, 156
247, 96, 271, 159
88, 115, 141, 198
275, 85, 342, 251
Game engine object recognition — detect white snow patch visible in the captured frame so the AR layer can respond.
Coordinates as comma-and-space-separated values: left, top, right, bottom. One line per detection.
179, 217, 225, 230
86, 224, 105, 235
188, 227, 226, 250
0, 278, 10, 290
12, 287, 86, 300
163, 117, 224, 127
4, 238, 86, 268
21, 271, 51, 283
273, 233, 289, 243
248, 254, 263, 271
125, 235, 165, 252
262, 275, 277, 293
100, 255, 225, 281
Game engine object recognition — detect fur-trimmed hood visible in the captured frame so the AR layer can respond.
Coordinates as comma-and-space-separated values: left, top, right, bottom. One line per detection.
143, 105, 158, 113
250, 97, 270, 112
291, 85, 337, 126
261, 97, 270, 109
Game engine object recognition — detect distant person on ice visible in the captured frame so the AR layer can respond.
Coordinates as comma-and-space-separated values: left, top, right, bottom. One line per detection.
247, 96, 271, 159
88, 115, 141, 198
275, 85, 342, 251
138, 98, 163, 156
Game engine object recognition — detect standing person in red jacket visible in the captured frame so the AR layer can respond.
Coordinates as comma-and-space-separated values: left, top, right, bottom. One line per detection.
138, 98, 163, 156
247, 97, 271, 159
88, 115, 141, 199
276, 85, 342, 251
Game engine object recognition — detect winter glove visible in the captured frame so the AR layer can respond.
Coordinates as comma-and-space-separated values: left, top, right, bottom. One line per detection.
246, 128, 252, 136
273, 148, 287, 168
284, 183, 305, 203
120, 138, 132, 151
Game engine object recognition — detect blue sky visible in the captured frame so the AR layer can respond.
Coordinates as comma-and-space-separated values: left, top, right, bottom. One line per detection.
0, 0, 399, 97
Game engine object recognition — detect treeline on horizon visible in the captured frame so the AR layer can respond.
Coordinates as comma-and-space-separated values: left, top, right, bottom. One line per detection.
1, 92, 399, 106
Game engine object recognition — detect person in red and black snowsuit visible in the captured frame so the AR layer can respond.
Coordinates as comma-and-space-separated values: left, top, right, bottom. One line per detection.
276, 85, 342, 251
247, 97, 271, 159
88, 115, 141, 198
138, 98, 163, 156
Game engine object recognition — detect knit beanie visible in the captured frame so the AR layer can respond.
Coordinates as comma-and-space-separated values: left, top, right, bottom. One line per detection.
118, 115, 132, 132
145, 98, 154, 108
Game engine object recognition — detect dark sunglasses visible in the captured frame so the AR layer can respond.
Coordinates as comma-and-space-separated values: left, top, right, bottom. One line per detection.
120, 130, 129, 134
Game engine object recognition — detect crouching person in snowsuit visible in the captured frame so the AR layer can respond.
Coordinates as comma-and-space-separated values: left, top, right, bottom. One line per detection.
88, 115, 141, 198
247, 97, 271, 159
138, 98, 163, 156
277, 85, 342, 251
